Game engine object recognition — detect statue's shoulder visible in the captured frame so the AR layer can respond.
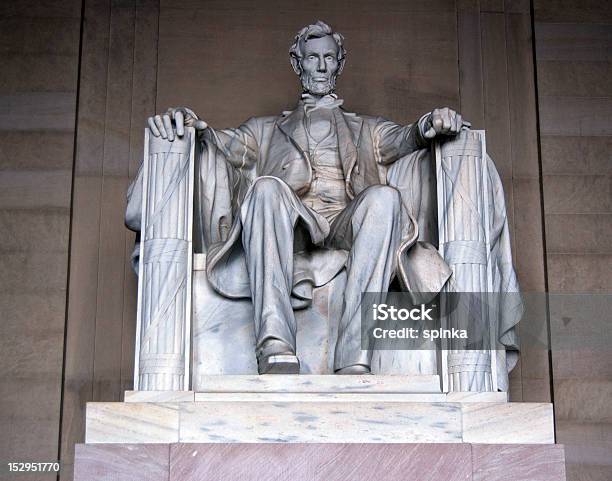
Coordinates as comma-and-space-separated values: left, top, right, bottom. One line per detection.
341, 111, 383, 137
241, 115, 280, 137
244, 115, 279, 126
358, 114, 381, 126
340, 108, 377, 124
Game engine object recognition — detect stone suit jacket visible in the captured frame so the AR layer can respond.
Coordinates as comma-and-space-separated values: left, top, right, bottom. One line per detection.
186, 104, 452, 301
201, 104, 426, 199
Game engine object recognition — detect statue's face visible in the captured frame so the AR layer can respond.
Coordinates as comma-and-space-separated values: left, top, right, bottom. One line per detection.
298, 35, 340, 96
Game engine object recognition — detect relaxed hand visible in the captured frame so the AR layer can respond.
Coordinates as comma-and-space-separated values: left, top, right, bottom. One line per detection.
147, 107, 208, 141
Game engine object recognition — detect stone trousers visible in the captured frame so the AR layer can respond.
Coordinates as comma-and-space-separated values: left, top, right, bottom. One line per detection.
240, 176, 402, 370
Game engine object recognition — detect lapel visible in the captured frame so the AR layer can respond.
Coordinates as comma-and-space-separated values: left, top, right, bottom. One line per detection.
333, 109, 363, 181
278, 106, 309, 160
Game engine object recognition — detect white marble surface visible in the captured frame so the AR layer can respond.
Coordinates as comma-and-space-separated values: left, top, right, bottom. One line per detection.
462, 402, 555, 444
447, 391, 507, 403
179, 401, 462, 443
195, 374, 442, 393
192, 392, 448, 402
85, 400, 555, 444
123, 386, 507, 403
86, 402, 179, 444
124, 391, 195, 403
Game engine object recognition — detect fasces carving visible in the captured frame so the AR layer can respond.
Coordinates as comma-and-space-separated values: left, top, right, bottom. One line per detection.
436, 130, 521, 392
133, 130, 195, 391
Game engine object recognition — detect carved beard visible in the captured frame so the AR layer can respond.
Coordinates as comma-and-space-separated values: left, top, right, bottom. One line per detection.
300, 72, 338, 96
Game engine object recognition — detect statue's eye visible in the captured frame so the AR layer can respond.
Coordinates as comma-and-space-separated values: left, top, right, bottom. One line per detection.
308, 55, 316, 60
325, 55, 334, 61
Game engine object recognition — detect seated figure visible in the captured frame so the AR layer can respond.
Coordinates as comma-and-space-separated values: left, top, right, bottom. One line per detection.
126, 21, 520, 387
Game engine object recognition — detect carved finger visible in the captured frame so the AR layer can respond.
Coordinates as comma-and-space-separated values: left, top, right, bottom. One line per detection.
182, 107, 198, 125
194, 119, 209, 131
174, 110, 185, 137
455, 114, 462, 133
154, 115, 167, 139
423, 112, 438, 139
148, 117, 161, 137
442, 111, 452, 131
457, 115, 465, 132
423, 127, 436, 139
163, 114, 174, 141
432, 113, 444, 132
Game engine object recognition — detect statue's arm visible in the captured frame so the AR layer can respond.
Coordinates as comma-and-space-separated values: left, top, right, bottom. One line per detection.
199, 117, 259, 171
373, 108, 470, 165
372, 116, 429, 165
146, 107, 259, 171
125, 160, 144, 232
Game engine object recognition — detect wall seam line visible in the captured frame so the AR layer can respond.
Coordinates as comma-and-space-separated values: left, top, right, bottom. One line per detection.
530, 0, 557, 442
57, 0, 87, 478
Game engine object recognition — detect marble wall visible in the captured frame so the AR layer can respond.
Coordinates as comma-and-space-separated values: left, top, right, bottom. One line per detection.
534, 1, 612, 480
0, 1, 81, 479
58, 2, 159, 479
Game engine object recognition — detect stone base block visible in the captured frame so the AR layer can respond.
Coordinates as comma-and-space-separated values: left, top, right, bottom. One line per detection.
74, 443, 566, 481
86, 399, 554, 444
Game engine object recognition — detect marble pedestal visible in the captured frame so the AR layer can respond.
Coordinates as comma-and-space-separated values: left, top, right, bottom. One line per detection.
75, 375, 566, 480
74, 443, 566, 481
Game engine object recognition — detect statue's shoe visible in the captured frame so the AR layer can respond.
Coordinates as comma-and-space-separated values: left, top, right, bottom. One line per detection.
258, 354, 300, 374
257, 339, 300, 374
334, 364, 372, 375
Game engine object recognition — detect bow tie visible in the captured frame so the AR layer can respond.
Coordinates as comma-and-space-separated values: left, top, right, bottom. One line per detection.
302, 93, 344, 114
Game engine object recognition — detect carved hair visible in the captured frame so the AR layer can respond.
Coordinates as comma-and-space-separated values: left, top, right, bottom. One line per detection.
289, 20, 346, 75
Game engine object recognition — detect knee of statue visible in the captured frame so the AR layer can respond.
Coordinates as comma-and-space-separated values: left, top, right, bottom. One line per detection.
361, 185, 401, 215
250, 177, 284, 199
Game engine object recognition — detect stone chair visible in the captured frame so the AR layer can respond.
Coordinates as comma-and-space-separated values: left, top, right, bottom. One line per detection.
126, 127, 521, 394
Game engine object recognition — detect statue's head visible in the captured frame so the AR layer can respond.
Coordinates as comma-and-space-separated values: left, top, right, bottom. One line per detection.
289, 20, 346, 96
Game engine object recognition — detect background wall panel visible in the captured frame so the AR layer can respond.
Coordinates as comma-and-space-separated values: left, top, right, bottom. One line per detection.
59, 1, 159, 479
0, 1, 82, 479
534, 1, 612, 479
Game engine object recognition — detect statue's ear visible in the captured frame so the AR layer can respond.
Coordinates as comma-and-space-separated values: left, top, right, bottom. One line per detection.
290, 54, 302, 76
337, 56, 346, 76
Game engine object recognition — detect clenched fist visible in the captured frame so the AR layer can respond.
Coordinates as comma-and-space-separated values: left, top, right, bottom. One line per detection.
422, 107, 470, 139
147, 107, 208, 141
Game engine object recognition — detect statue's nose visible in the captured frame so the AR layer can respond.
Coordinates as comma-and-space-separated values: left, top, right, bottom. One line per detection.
317, 58, 326, 72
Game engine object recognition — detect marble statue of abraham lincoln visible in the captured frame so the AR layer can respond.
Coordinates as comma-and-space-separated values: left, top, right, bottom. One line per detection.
126, 20, 469, 375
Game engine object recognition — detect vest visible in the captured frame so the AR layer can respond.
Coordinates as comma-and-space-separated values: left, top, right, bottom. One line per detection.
300, 108, 349, 223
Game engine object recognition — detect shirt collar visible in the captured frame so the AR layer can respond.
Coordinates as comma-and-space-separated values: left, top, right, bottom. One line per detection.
301, 93, 344, 114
